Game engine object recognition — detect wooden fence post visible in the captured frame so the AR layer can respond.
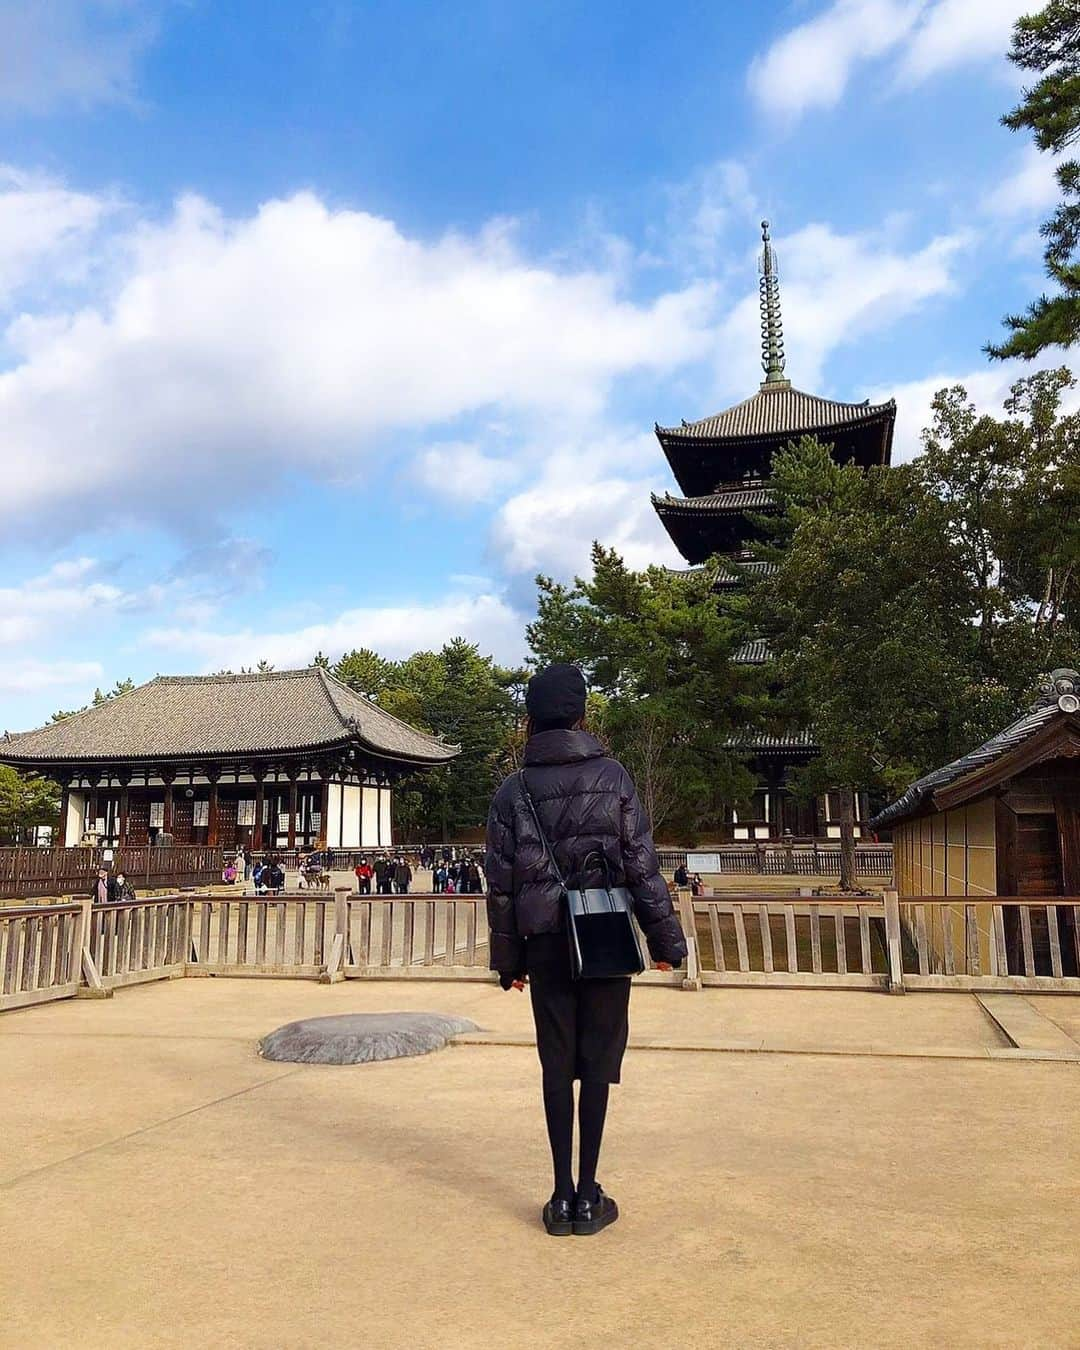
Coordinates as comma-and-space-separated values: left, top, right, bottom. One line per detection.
677, 887, 702, 991
884, 889, 905, 995
75, 892, 110, 998
321, 888, 349, 984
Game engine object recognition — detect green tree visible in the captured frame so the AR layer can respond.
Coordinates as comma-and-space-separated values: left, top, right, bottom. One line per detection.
0, 766, 60, 845
916, 369, 1080, 680
989, 2, 1080, 358
528, 544, 757, 837
746, 437, 994, 889
52, 676, 136, 723
333, 641, 525, 839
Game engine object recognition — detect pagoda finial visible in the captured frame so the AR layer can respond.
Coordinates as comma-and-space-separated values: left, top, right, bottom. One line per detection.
759, 220, 788, 387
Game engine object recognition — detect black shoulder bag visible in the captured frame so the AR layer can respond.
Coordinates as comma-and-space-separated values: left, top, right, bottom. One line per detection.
518, 769, 645, 980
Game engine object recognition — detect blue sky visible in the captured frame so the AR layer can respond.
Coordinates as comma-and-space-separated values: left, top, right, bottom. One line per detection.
0, 0, 1064, 729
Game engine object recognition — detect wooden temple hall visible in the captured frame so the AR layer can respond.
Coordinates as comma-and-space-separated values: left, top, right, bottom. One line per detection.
0, 668, 457, 851
651, 222, 897, 842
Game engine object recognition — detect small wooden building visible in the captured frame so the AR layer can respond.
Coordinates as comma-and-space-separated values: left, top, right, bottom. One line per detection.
872, 670, 1080, 975
0, 667, 457, 852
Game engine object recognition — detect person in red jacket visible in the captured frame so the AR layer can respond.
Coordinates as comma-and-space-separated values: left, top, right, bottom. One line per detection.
354, 857, 373, 894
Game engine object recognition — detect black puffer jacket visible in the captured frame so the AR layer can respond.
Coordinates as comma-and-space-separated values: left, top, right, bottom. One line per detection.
484, 729, 687, 975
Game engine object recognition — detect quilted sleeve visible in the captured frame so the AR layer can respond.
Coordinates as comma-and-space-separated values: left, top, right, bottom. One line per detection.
618, 766, 688, 966
484, 784, 525, 975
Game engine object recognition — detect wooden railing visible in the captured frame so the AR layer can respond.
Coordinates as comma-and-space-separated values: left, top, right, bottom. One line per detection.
0, 900, 83, 1011
0, 845, 225, 899
89, 895, 193, 991
656, 845, 894, 876
692, 895, 893, 990
188, 894, 336, 976
4, 889, 1080, 1013
897, 896, 1080, 992
341, 894, 490, 980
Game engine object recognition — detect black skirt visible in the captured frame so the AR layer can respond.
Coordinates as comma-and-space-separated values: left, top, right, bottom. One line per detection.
525, 932, 631, 1086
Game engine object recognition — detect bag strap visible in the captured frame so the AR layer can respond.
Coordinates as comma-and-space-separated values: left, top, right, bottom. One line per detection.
517, 769, 569, 891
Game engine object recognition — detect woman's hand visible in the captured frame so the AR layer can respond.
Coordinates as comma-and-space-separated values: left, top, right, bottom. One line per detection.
511, 978, 526, 991
655, 962, 673, 971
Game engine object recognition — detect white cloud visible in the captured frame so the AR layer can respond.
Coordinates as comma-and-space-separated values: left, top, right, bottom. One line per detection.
410, 441, 521, 503
710, 222, 970, 399
0, 1, 156, 112
0, 558, 127, 645
144, 590, 527, 672
982, 145, 1061, 219
490, 430, 684, 581
0, 186, 716, 536
900, 0, 1029, 84
655, 159, 759, 273
867, 356, 1080, 463
749, 0, 1029, 119
0, 165, 116, 307
748, 0, 921, 118
0, 659, 103, 699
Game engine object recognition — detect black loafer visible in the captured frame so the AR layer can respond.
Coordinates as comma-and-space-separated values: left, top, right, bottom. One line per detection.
542, 1197, 574, 1236
573, 1184, 618, 1235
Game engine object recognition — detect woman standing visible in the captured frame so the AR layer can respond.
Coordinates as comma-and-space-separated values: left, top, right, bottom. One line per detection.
485, 663, 687, 1237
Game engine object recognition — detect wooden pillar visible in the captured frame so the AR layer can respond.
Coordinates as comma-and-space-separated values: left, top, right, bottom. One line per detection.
59, 783, 71, 847
316, 770, 330, 849
87, 781, 100, 841
207, 773, 220, 847
119, 776, 130, 846
162, 772, 175, 837
287, 774, 298, 851
253, 772, 265, 850
1055, 790, 1080, 893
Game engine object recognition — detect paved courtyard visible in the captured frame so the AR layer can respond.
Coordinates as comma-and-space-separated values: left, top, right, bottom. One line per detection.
1, 979, 1078, 1349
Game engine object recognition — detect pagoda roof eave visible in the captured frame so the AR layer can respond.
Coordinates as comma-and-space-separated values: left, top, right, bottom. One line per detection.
654, 390, 897, 447
651, 487, 776, 515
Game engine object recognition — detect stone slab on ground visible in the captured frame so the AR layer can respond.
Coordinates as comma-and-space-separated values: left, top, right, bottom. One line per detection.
259, 1011, 478, 1064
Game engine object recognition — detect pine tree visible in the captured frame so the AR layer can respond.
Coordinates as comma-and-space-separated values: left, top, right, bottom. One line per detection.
989, 2, 1080, 358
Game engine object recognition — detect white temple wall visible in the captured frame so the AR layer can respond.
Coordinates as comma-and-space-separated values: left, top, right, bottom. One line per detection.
361, 787, 380, 848
379, 788, 393, 847
64, 791, 85, 847
341, 784, 362, 848
325, 784, 342, 848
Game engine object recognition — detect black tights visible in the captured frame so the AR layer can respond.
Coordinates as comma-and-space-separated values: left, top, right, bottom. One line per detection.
542, 1080, 610, 1203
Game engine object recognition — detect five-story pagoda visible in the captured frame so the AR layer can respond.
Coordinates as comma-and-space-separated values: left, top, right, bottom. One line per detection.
652, 222, 898, 842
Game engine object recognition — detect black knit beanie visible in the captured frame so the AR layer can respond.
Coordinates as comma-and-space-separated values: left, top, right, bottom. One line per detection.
525, 663, 587, 724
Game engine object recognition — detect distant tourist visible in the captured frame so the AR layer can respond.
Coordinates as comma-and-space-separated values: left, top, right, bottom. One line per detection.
265, 858, 286, 894
374, 854, 393, 895
223, 858, 238, 884
114, 871, 136, 903
393, 855, 412, 894
673, 861, 689, 888
252, 860, 266, 895
90, 866, 118, 904
433, 862, 448, 893
690, 873, 704, 897
354, 857, 373, 894
485, 662, 686, 1238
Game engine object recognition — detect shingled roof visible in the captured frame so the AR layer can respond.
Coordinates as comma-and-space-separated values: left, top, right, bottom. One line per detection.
652, 486, 776, 513
871, 671, 1080, 829
0, 668, 458, 767
656, 385, 896, 443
